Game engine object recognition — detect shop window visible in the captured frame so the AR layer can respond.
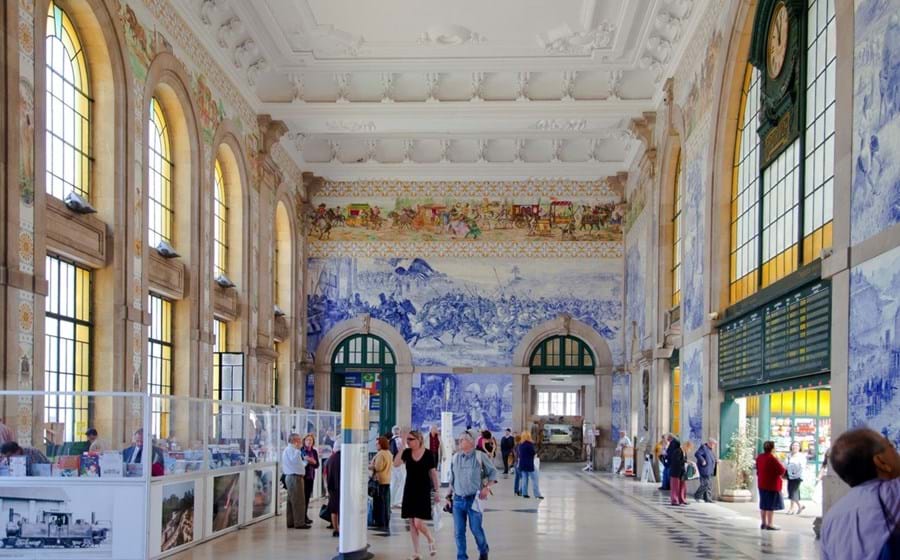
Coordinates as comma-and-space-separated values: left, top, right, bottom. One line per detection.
44, 256, 91, 442
148, 294, 173, 438
729, 1, 835, 303
672, 153, 683, 307
148, 97, 173, 249
45, 1, 92, 201
213, 160, 228, 279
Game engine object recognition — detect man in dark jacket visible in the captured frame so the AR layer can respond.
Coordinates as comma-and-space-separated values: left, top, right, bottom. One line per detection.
694, 438, 718, 502
500, 429, 515, 475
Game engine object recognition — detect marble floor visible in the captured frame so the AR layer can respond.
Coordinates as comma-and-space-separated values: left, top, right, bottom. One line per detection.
172, 465, 821, 560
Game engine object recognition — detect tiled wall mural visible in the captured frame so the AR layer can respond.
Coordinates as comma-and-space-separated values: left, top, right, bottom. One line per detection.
411, 373, 513, 433
848, 245, 900, 448
625, 230, 646, 357
680, 339, 704, 447
852, 0, 900, 245
306, 257, 623, 367
681, 150, 707, 334
306, 195, 625, 243
611, 373, 631, 441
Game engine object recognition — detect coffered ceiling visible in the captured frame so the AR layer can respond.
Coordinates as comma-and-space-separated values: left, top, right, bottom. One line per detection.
175, 0, 704, 180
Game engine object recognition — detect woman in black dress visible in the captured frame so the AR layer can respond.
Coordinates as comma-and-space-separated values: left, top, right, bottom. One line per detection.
393, 430, 440, 559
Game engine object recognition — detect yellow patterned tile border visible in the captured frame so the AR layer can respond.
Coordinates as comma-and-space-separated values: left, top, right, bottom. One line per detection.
316, 179, 620, 199
308, 240, 623, 259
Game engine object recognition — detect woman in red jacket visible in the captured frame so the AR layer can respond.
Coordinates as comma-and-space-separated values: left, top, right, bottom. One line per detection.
755, 440, 786, 530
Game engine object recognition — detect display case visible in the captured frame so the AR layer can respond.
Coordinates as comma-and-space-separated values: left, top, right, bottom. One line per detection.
207, 400, 247, 469
156, 396, 206, 476
247, 405, 278, 464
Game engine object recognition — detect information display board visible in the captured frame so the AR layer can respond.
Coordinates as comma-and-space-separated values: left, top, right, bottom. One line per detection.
719, 281, 831, 390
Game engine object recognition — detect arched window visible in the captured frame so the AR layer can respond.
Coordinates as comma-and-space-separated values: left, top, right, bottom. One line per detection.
529, 335, 594, 373
213, 160, 228, 279
672, 153, 683, 308
730, 1, 835, 304
45, 1, 92, 200
148, 97, 173, 249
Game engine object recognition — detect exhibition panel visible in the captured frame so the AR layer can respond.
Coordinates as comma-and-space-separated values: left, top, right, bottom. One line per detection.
0, 391, 339, 560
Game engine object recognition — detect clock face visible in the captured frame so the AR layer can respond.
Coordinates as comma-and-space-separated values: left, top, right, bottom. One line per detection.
767, 3, 789, 79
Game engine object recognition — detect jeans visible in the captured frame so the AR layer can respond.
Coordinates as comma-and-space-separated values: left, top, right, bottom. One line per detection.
520, 470, 542, 497
695, 475, 713, 502
303, 477, 314, 521
513, 466, 521, 494
452, 494, 489, 560
660, 465, 670, 490
501, 450, 511, 474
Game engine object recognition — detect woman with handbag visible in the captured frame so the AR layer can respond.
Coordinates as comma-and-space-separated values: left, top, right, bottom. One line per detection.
301, 434, 319, 525
370, 436, 393, 531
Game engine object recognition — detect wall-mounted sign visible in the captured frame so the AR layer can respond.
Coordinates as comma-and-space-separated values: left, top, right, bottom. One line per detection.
719, 281, 831, 390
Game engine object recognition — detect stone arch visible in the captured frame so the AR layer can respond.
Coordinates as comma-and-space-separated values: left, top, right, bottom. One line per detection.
272, 189, 298, 406
314, 315, 414, 374
709, 0, 759, 314
312, 315, 414, 416
513, 314, 613, 373
143, 52, 204, 398
210, 121, 252, 354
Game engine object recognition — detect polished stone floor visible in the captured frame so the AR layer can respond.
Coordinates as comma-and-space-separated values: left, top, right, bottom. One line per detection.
172, 465, 821, 560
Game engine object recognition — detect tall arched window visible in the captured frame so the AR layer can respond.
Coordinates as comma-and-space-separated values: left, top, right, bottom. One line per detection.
671, 153, 683, 308
148, 98, 173, 249
213, 160, 228, 279
45, 1, 92, 200
730, 1, 835, 304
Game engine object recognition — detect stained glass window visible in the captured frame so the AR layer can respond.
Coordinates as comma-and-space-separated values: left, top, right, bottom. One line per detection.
44, 256, 91, 442
45, 1, 92, 200
148, 98, 173, 248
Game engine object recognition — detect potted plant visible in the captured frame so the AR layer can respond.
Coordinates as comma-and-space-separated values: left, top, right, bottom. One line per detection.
719, 424, 757, 503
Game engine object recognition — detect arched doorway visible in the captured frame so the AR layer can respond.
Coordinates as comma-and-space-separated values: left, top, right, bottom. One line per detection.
528, 335, 595, 461
330, 334, 397, 438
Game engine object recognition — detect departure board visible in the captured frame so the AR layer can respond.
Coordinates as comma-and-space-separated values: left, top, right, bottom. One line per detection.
718, 281, 831, 390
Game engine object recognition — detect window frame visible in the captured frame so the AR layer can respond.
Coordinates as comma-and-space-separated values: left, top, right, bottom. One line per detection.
44, 255, 92, 442
729, 1, 835, 304
213, 160, 229, 279
148, 97, 174, 248
148, 294, 173, 438
671, 152, 683, 308
45, 0, 93, 201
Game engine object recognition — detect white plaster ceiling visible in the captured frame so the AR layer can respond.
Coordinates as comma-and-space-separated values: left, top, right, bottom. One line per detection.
177, 0, 704, 180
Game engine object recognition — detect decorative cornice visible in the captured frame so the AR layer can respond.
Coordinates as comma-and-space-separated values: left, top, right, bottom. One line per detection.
313, 178, 619, 199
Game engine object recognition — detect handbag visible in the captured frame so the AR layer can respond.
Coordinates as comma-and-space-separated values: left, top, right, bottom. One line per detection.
367, 476, 379, 498
318, 504, 330, 522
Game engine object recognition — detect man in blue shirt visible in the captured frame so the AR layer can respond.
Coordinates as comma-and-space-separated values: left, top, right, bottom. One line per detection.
281, 433, 310, 529
448, 432, 498, 560
694, 438, 717, 502
821, 428, 899, 560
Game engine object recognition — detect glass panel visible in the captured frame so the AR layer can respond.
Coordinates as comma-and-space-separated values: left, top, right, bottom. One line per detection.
148, 98, 173, 248
45, 2, 92, 200
213, 160, 228, 278
208, 400, 246, 469
148, 294, 174, 438
730, 65, 761, 303
44, 256, 92, 442
672, 153, 683, 306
